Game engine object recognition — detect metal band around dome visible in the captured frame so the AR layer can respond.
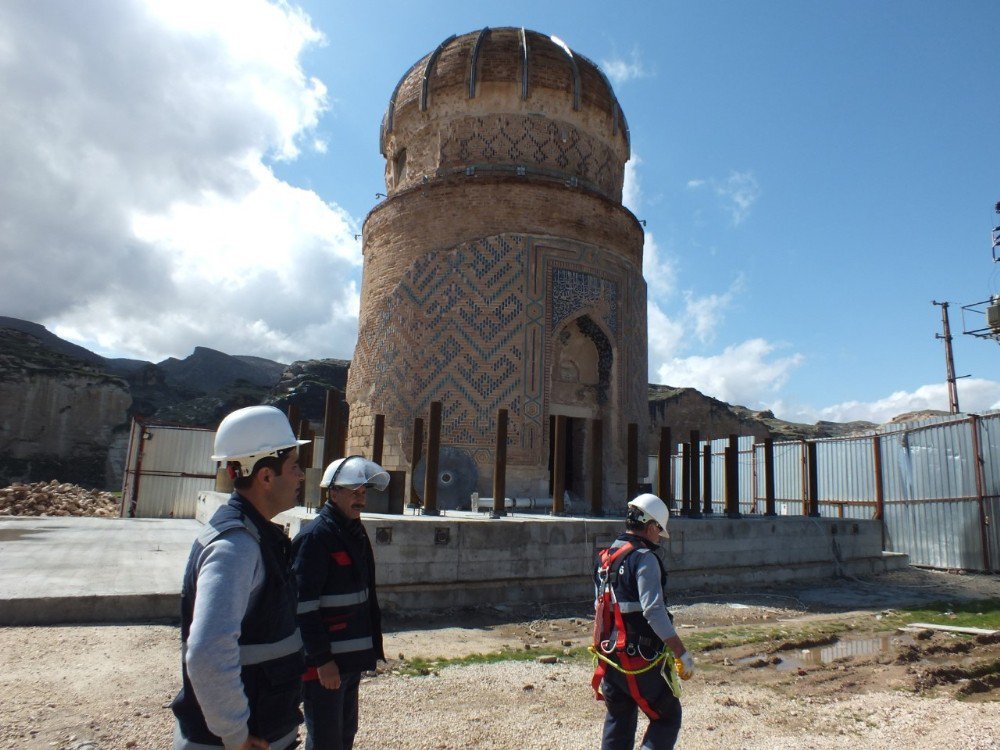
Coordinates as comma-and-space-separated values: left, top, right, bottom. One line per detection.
519, 28, 529, 100
380, 59, 421, 155
549, 34, 580, 111
468, 27, 491, 99
421, 34, 456, 112
585, 53, 629, 146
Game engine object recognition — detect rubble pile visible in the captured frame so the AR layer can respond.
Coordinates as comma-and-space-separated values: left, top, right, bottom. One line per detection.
0, 480, 119, 517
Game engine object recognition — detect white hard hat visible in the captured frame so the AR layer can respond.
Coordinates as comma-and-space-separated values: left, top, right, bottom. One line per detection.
628, 493, 669, 530
320, 455, 390, 491
211, 405, 309, 477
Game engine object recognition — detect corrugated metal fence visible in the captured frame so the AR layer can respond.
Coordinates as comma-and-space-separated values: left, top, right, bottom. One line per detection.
120, 421, 218, 518
665, 411, 1000, 572
120, 419, 329, 518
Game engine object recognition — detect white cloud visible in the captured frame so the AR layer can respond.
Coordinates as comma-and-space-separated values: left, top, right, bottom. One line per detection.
686, 170, 761, 225
623, 154, 642, 213
600, 47, 649, 86
801, 379, 1000, 424
656, 339, 804, 407
0, 0, 359, 363
642, 232, 677, 299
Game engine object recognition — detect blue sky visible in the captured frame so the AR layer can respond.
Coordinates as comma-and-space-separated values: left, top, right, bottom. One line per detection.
1, 1, 997, 423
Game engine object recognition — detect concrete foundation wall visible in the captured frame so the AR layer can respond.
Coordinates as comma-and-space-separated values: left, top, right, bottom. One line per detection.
198, 492, 907, 611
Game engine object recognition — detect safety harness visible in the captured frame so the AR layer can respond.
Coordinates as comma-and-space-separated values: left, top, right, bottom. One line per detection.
590, 542, 681, 717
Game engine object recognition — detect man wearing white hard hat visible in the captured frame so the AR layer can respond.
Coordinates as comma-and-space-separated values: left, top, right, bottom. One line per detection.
591, 493, 694, 750
291, 455, 390, 750
172, 405, 308, 750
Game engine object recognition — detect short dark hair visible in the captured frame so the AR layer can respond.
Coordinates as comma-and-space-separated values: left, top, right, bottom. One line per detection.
231, 447, 293, 491
625, 507, 649, 532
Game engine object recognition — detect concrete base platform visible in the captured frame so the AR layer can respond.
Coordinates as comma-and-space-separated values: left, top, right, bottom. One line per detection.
0, 516, 199, 625
0, 497, 909, 625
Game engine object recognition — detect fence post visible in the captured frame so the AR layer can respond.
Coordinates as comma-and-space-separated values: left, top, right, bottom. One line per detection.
807, 441, 820, 517
764, 438, 776, 517
701, 443, 713, 515
872, 435, 886, 550
969, 415, 993, 572
726, 434, 742, 518
681, 441, 691, 516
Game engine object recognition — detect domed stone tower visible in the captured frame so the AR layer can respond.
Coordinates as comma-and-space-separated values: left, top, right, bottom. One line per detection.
347, 27, 647, 509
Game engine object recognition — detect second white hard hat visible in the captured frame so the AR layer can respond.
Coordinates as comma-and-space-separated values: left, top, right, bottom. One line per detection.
211, 405, 309, 477
320, 455, 390, 491
628, 493, 669, 530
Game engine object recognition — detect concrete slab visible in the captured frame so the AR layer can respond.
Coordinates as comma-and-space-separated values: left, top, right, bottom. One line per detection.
0, 516, 199, 625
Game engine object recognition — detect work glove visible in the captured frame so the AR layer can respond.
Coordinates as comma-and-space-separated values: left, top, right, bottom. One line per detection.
677, 651, 695, 680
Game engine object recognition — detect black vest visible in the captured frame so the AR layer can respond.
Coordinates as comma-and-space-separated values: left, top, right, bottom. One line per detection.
602, 533, 670, 651
172, 494, 304, 746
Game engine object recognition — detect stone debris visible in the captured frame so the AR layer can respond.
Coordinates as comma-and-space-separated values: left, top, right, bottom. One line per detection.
0, 480, 118, 517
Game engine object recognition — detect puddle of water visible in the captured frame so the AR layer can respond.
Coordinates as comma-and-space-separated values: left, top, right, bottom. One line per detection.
0, 529, 43, 541
739, 634, 916, 671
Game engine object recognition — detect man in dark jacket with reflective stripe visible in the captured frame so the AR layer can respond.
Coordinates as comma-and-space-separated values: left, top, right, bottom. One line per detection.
292, 456, 389, 750
172, 405, 308, 750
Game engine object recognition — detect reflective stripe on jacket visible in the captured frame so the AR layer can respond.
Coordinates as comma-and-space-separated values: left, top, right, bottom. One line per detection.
292, 502, 384, 676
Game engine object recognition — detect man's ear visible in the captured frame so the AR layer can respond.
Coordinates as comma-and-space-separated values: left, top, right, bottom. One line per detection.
256, 466, 275, 487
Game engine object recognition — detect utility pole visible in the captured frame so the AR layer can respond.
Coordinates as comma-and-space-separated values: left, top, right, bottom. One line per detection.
932, 300, 960, 414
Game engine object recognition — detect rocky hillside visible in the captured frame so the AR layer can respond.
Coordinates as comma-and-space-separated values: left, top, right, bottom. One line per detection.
0, 318, 348, 488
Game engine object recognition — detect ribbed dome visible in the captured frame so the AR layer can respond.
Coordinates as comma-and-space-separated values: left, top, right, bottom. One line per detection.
378, 28, 631, 201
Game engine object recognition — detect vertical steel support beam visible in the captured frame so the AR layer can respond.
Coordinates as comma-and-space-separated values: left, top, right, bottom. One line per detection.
627, 423, 639, 501
688, 430, 702, 518
969, 415, 993, 572
372, 414, 385, 465
337, 402, 349, 457
764, 438, 777, 517
323, 390, 340, 470
701, 444, 712, 515
872, 435, 886, 549
807, 441, 820, 517
590, 418, 604, 516
658, 427, 672, 510
422, 402, 442, 516
680, 442, 691, 515
408, 417, 424, 508
287, 403, 301, 437
296, 418, 312, 507
726, 434, 741, 518
551, 414, 567, 515
491, 408, 508, 518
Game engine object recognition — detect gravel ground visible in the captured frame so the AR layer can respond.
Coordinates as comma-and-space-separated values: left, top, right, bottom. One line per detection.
2, 570, 998, 749
2, 621, 998, 748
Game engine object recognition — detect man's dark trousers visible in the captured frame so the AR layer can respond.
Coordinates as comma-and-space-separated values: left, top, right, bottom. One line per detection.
600, 664, 682, 750
303, 672, 361, 750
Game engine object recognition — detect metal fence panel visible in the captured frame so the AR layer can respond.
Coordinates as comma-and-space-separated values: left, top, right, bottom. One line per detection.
121, 422, 217, 518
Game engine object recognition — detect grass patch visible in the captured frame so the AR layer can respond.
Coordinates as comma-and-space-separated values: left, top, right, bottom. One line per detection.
396, 646, 592, 676
881, 599, 1000, 632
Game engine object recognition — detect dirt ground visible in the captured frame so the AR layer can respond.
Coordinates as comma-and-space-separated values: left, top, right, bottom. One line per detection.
1, 568, 998, 750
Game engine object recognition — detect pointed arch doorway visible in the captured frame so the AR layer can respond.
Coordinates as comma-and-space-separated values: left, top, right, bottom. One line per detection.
547, 314, 615, 510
